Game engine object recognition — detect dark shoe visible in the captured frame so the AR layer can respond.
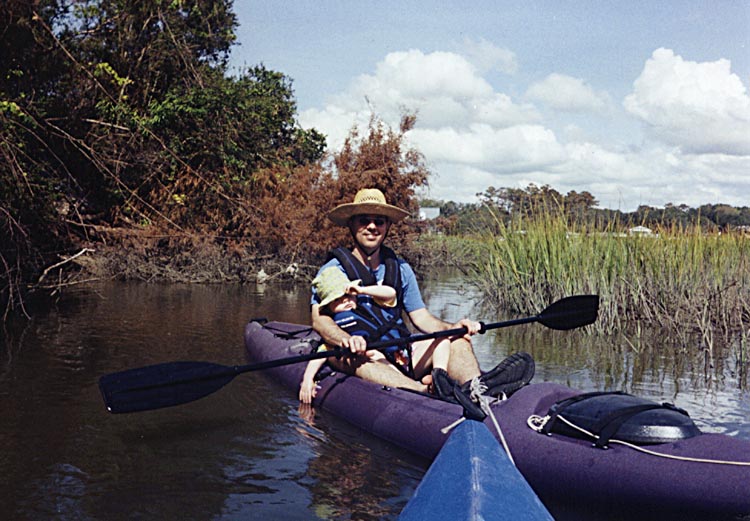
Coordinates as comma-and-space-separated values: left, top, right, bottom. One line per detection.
452, 386, 487, 421
463, 352, 535, 398
433, 368, 487, 420
431, 368, 459, 404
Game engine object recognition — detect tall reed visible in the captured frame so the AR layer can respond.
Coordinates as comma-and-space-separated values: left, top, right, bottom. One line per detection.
469, 210, 750, 352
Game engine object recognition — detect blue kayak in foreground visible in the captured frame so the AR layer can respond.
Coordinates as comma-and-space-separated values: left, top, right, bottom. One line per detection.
399, 420, 553, 520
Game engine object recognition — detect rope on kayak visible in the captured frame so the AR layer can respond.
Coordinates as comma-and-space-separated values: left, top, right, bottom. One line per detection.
470, 379, 514, 464
440, 416, 466, 434
439, 377, 517, 466
527, 414, 750, 467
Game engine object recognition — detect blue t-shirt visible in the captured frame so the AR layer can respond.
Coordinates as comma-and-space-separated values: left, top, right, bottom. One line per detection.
310, 257, 426, 313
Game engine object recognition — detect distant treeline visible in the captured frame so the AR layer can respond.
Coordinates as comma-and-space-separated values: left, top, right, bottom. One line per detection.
421, 184, 750, 234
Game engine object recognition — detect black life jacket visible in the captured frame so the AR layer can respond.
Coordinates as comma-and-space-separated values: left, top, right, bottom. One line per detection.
333, 306, 408, 346
329, 246, 404, 307
327, 247, 413, 377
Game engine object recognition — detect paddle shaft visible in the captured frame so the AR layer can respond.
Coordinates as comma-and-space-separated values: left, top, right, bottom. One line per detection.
128, 315, 539, 390
367, 316, 538, 350
101, 324, 477, 400
228, 294, 597, 380
99, 295, 598, 413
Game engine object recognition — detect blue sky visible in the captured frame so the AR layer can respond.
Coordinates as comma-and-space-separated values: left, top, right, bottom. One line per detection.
229, 1, 750, 211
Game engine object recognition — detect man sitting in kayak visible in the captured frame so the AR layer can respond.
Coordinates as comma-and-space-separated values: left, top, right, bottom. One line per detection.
310, 188, 534, 403
301, 267, 455, 403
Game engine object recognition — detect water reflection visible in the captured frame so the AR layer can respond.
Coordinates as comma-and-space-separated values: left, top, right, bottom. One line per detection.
294, 402, 425, 520
1, 277, 748, 520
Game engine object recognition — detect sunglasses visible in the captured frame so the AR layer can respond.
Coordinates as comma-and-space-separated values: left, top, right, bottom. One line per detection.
355, 216, 388, 227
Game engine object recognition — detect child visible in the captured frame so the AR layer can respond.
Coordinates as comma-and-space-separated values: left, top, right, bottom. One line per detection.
299, 267, 452, 404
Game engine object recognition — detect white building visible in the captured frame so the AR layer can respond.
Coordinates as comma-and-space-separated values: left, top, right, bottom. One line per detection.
628, 225, 653, 236
418, 207, 440, 220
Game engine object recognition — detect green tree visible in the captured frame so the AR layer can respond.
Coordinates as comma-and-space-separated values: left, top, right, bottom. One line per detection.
0, 0, 326, 316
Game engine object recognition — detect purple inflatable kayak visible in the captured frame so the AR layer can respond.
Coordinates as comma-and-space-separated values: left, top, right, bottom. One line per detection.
244, 320, 750, 519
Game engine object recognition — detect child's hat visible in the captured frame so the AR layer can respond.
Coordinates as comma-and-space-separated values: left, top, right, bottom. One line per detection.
313, 267, 360, 307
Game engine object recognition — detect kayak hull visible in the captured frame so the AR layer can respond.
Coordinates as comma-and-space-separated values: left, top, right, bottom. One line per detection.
244, 321, 750, 519
398, 420, 554, 520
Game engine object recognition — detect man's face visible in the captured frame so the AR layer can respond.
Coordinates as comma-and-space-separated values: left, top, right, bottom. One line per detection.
350, 214, 390, 252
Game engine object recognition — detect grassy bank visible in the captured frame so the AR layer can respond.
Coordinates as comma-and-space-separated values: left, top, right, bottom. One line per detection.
452, 213, 749, 356
406, 234, 487, 271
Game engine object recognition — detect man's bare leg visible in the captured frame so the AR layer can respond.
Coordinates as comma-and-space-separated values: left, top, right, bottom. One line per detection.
446, 338, 481, 384
411, 337, 481, 385
327, 352, 427, 392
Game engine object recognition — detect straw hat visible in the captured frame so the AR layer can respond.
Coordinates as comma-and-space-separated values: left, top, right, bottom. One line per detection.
327, 188, 411, 226
313, 267, 361, 307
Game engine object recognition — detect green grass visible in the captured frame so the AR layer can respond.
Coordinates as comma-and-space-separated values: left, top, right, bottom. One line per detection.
407, 234, 487, 271
465, 212, 750, 353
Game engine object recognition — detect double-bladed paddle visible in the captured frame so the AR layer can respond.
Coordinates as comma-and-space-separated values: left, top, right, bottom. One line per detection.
99, 294, 599, 414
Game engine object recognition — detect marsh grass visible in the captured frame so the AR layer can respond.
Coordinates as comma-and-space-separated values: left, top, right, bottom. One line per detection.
408, 234, 487, 270
467, 211, 750, 364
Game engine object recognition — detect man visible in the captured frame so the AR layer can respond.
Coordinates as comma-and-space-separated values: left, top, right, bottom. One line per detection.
311, 188, 533, 401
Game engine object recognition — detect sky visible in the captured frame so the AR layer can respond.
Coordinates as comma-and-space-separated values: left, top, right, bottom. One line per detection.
229, 1, 750, 211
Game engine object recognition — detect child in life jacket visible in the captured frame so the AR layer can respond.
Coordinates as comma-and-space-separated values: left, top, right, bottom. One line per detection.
299, 266, 452, 404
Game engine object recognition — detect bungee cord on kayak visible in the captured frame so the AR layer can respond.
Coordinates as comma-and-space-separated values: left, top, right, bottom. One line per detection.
475, 382, 517, 467
527, 414, 750, 467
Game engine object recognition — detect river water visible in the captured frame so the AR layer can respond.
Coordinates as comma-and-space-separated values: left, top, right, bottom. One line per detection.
1, 273, 748, 520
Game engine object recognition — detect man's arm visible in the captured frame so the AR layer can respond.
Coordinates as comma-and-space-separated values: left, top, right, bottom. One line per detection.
407, 307, 451, 333
311, 304, 367, 353
311, 304, 346, 345
408, 308, 482, 337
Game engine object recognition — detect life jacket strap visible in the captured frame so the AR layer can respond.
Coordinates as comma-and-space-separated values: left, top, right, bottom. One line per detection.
329, 246, 404, 305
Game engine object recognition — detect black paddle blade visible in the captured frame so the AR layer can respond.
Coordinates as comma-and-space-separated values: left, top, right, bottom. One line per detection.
99, 361, 238, 414
537, 295, 599, 330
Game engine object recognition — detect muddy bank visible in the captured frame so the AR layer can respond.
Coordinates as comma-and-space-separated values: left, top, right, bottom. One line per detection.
62, 243, 309, 285
26, 232, 465, 310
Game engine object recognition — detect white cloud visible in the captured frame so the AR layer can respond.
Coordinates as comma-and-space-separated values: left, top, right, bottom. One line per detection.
420, 164, 498, 202
300, 46, 750, 211
624, 48, 750, 155
562, 124, 588, 142
460, 38, 518, 75
408, 124, 565, 172
556, 143, 750, 209
300, 49, 539, 149
526, 73, 612, 113
299, 104, 371, 152
360, 49, 493, 103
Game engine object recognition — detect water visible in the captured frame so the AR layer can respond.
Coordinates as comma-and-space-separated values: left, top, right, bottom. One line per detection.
1, 275, 748, 520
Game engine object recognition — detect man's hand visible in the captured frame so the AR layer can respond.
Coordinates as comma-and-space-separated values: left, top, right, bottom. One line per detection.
341, 334, 368, 354
453, 318, 482, 340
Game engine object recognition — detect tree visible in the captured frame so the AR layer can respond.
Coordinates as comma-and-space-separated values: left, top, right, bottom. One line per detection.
0, 0, 328, 316
311, 113, 431, 258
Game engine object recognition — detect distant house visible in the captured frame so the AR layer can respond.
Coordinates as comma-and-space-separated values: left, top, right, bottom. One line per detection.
418, 207, 440, 220
628, 225, 653, 236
